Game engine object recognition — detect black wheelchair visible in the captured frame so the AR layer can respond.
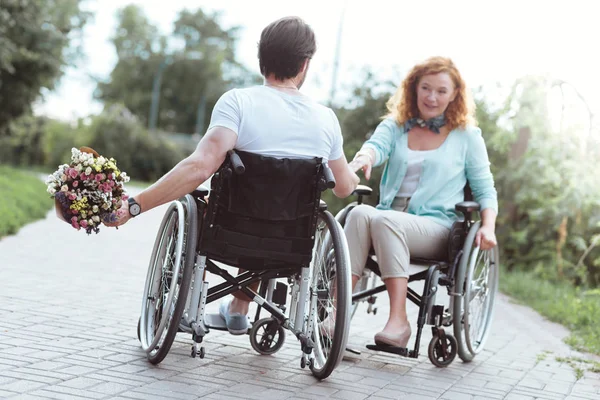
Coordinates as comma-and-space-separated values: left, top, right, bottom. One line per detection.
136, 150, 352, 380
336, 184, 499, 367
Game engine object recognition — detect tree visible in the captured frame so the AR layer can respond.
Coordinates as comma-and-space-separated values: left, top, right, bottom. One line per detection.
95, 6, 259, 134
0, 0, 91, 135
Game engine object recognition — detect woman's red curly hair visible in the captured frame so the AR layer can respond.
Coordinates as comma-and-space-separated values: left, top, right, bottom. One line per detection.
385, 56, 476, 130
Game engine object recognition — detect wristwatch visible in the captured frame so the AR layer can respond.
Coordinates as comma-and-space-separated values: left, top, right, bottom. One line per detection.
127, 197, 142, 217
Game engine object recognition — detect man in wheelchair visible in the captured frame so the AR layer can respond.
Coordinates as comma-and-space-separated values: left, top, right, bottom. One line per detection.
342, 57, 499, 366
105, 16, 360, 379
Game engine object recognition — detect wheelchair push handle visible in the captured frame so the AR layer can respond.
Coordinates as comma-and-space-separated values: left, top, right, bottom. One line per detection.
228, 150, 246, 174
322, 164, 336, 189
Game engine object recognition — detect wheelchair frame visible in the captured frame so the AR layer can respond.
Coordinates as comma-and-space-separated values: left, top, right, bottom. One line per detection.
137, 151, 352, 380
337, 185, 499, 367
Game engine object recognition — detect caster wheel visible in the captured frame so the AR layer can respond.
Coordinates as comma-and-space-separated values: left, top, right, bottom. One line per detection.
428, 333, 457, 368
249, 318, 286, 355
300, 357, 306, 369
191, 345, 205, 359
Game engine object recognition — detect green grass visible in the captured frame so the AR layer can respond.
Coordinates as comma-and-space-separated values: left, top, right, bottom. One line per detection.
0, 165, 53, 237
501, 269, 600, 356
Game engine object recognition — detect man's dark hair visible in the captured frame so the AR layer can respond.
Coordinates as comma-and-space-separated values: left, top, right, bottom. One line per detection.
258, 17, 316, 80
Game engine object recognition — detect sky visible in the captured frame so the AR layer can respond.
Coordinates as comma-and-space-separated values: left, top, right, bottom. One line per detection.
35, 0, 599, 127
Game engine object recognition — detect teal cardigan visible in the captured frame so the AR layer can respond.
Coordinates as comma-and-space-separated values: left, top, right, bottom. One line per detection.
362, 118, 498, 229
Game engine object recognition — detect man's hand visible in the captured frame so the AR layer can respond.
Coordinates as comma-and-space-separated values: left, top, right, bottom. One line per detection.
349, 154, 373, 180
103, 201, 131, 228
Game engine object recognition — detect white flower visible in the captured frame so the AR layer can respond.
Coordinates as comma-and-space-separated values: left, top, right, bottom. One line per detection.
92, 205, 99, 213
75, 164, 83, 172
60, 185, 68, 192
60, 174, 68, 182
97, 156, 106, 165
81, 212, 87, 219
85, 167, 92, 175
92, 215, 100, 223
47, 187, 56, 195
88, 219, 94, 226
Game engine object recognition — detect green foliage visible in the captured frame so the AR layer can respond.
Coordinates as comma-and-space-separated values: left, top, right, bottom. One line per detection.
483, 76, 600, 287
0, 0, 91, 135
502, 269, 600, 355
95, 5, 260, 134
322, 71, 396, 211
87, 105, 186, 182
0, 114, 89, 168
0, 165, 52, 237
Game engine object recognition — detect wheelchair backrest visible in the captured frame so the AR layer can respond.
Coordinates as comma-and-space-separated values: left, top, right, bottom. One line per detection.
199, 150, 327, 270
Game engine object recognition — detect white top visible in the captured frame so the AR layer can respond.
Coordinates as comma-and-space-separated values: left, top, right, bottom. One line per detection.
396, 148, 434, 198
207, 86, 344, 161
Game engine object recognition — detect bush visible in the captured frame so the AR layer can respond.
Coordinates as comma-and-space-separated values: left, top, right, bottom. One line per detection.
0, 165, 52, 237
87, 105, 186, 182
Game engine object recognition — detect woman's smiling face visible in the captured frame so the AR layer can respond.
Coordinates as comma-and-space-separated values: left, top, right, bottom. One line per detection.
416, 72, 457, 120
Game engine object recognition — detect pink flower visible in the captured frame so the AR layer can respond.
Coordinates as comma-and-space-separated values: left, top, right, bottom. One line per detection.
72, 180, 79, 188
71, 209, 79, 215
121, 194, 129, 201
80, 220, 88, 228
80, 173, 88, 181
71, 221, 80, 229
68, 193, 77, 201
103, 184, 112, 193
95, 174, 104, 182
67, 168, 78, 179
71, 216, 78, 223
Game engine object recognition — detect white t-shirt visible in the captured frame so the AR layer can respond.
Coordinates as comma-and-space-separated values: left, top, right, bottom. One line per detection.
396, 148, 434, 198
207, 86, 344, 161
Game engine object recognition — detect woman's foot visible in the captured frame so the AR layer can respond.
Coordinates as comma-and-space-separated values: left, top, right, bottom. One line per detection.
374, 321, 411, 348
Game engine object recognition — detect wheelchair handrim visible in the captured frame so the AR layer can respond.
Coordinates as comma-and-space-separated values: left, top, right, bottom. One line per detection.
463, 236, 499, 355
309, 212, 351, 375
140, 201, 186, 353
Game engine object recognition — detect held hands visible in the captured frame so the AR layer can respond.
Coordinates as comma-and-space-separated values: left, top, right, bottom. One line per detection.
475, 225, 497, 250
348, 154, 373, 180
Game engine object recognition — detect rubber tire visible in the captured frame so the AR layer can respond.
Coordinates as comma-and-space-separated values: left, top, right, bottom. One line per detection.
145, 195, 198, 365
310, 210, 351, 380
452, 221, 499, 362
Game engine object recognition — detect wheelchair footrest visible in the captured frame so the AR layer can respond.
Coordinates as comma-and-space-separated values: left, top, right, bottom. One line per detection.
204, 313, 253, 333
366, 343, 417, 358
205, 313, 228, 331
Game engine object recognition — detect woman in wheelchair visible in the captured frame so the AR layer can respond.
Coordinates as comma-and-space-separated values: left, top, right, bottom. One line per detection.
345, 57, 498, 351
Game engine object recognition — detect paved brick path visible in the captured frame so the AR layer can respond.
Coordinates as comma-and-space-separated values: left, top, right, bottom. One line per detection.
1, 197, 599, 399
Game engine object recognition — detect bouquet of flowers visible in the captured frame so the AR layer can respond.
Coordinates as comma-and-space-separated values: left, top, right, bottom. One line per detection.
45, 147, 130, 234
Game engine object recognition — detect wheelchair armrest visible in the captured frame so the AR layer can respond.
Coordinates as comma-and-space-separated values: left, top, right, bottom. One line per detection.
352, 185, 373, 196
455, 201, 480, 215
191, 184, 210, 199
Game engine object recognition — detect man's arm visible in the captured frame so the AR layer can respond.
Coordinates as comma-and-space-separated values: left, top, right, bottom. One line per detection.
134, 127, 237, 214
328, 156, 360, 198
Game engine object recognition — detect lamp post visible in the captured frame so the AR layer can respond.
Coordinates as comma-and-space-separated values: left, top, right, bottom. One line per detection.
329, 0, 348, 106
148, 56, 172, 132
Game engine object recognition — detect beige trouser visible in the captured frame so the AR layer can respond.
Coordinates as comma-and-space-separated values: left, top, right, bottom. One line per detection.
345, 198, 450, 280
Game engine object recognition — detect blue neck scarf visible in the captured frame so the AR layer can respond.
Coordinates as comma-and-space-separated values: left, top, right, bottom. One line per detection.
404, 114, 446, 134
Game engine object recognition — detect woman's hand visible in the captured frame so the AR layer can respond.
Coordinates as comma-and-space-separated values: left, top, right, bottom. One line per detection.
475, 225, 497, 250
348, 154, 373, 180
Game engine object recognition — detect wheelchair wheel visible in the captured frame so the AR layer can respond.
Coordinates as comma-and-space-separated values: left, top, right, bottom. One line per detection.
452, 221, 499, 362
139, 195, 197, 365
309, 210, 351, 380
250, 318, 286, 355
428, 333, 457, 368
